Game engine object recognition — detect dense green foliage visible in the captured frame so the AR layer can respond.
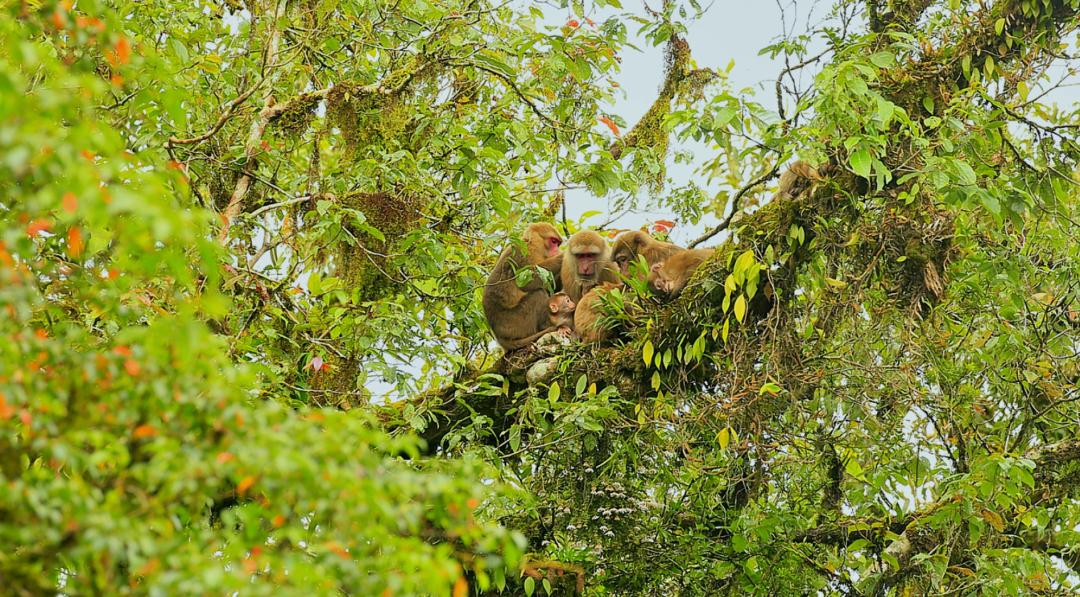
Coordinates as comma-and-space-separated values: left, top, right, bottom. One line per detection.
2, 0, 1079, 595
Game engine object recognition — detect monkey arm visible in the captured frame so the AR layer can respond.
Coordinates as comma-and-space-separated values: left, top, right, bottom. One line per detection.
500, 325, 561, 352
537, 253, 564, 291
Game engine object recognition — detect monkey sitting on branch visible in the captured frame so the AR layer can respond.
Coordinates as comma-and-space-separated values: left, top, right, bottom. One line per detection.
482, 222, 565, 352
648, 248, 715, 298
611, 230, 685, 280
560, 230, 619, 302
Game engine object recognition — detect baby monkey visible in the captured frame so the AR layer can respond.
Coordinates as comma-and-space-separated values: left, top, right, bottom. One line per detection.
547, 292, 576, 335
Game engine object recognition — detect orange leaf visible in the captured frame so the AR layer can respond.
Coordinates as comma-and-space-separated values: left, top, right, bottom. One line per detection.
242, 558, 258, 574
26, 219, 52, 237
0, 394, 13, 420
106, 37, 131, 67
452, 576, 468, 597
598, 116, 621, 137
124, 359, 140, 376
67, 227, 84, 257
113, 345, 132, 357
81, 149, 96, 161
50, 11, 65, 29
216, 451, 235, 464
19, 409, 31, 429
133, 424, 156, 439
325, 542, 350, 558
466, 498, 479, 509
62, 192, 78, 213
136, 558, 160, 577
566, 19, 579, 28
272, 514, 285, 528
237, 476, 256, 495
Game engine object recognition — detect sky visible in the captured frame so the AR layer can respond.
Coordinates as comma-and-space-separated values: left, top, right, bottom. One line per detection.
555, 1, 822, 244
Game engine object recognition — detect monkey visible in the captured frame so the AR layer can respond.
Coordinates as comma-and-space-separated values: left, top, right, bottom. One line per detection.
547, 292, 576, 334
610, 230, 685, 280
560, 230, 618, 302
482, 222, 565, 351
573, 282, 622, 344
775, 160, 823, 200
648, 248, 715, 298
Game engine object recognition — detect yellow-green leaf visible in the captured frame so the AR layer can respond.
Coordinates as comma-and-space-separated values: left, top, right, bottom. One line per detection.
734, 294, 747, 323
642, 340, 654, 366
717, 427, 730, 450
548, 382, 560, 403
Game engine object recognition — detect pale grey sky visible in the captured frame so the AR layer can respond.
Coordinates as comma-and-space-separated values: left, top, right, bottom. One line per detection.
557, 1, 819, 244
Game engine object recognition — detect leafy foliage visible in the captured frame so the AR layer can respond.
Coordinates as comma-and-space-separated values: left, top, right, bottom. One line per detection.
2, 0, 1080, 595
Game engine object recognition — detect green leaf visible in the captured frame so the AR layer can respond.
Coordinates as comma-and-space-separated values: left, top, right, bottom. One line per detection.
548, 381, 561, 404
995, 18, 1006, 36
758, 382, 782, 395
524, 576, 535, 596
845, 458, 864, 478
869, 52, 894, 68
734, 294, 747, 323
575, 374, 587, 397
642, 340, 654, 366
849, 147, 872, 179
509, 425, 521, 452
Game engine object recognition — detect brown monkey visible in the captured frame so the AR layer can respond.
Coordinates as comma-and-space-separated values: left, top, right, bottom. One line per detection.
547, 292, 576, 334
775, 160, 822, 200
574, 282, 622, 344
648, 249, 715, 298
610, 230, 685, 279
483, 223, 565, 351
560, 230, 617, 302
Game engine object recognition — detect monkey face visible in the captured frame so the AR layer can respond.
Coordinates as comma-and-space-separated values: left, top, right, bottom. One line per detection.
575, 250, 600, 276
648, 262, 671, 295
549, 293, 575, 314
545, 234, 563, 257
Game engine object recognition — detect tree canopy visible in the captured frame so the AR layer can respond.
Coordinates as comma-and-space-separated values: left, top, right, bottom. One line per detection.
2, 0, 1080, 595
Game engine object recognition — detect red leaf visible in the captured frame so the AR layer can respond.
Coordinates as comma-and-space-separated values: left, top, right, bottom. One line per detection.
62, 192, 78, 213
67, 227, 84, 257
26, 219, 52, 237
566, 19, 580, 28
453, 577, 468, 597
133, 425, 156, 439
237, 476, 256, 495
124, 359, 141, 376
598, 116, 621, 137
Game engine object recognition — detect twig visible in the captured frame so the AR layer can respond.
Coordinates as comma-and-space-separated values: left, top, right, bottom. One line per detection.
688, 163, 782, 248
167, 84, 261, 146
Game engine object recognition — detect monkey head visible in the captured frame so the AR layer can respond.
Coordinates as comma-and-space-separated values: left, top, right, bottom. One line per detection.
524, 222, 564, 262
567, 230, 608, 278
611, 230, 648, 275
648, 262, 673, 295
549, 291, 576, 315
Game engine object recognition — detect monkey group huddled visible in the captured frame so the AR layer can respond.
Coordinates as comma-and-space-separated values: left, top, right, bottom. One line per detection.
482, 222, 714, 351
481, 161, 822, 352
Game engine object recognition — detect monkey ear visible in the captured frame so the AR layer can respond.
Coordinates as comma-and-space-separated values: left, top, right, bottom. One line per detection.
650, 262, 663, 273
549, 302, 559, 313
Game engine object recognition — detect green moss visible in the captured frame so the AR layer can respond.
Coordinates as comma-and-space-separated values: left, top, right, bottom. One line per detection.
268, 91, 321, 139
